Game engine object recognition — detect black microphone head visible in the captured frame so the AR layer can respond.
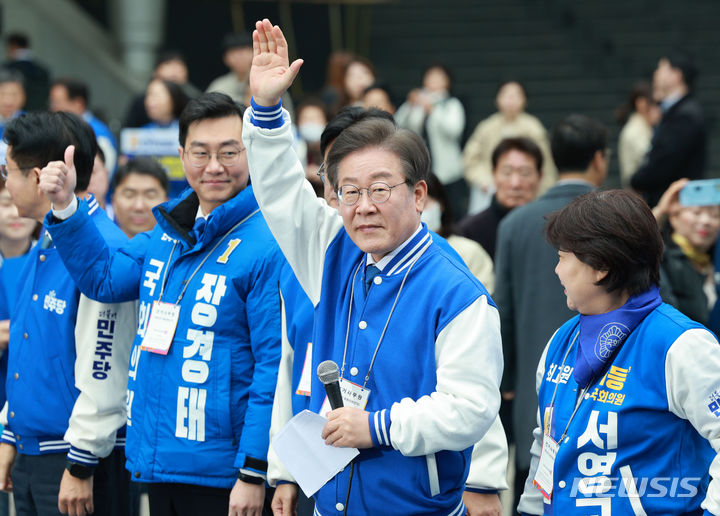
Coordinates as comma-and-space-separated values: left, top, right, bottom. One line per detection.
317, 360, 340, 385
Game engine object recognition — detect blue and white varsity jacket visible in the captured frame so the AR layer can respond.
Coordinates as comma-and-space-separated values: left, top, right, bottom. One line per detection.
519, 304, 720, 515
45, 186, 284, 488
268, 249, 508, 496
246, 105, 503, 515
1, 196, 135, 468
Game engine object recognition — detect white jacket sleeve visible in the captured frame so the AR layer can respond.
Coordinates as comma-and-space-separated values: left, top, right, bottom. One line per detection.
665, 328, 720, 515
387, 296, 502, 456
465, 415, 509, 491
267, 287, 297, 486
517, 341, 551, 516
243, 109, 343, 306
65, 295, 137, 460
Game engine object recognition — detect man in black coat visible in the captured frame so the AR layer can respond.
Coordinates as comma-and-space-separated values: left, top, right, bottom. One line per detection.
631, 50, 706, 207
458, 137, 543, 258
494, 114, 608, 514
3, 33, 49, 113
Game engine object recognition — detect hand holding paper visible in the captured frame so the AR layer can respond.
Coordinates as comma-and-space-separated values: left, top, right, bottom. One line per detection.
271, 410, 359, 498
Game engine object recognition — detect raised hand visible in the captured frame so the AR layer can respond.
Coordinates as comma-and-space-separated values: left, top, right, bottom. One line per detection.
249, 19, 303, 107
652, 177, 689, 223
39, 145, 78, 211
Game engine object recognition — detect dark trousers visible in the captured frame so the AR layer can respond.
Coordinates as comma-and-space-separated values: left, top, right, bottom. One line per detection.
513, 466, 529, 516
148, 482, 275, 516
297, 489, 314, 516
12, 448, 130, 516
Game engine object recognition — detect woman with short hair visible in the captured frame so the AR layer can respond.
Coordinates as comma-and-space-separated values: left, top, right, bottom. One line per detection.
518, 189, 720, 515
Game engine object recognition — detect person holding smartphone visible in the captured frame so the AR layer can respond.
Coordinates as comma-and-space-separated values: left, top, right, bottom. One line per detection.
653, 178, 720, 336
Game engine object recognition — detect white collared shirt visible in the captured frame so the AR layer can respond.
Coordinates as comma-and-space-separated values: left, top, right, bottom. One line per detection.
555, 178, 595, 188
660, 92, 684, 113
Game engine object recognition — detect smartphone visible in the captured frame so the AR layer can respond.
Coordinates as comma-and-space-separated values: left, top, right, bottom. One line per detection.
679, 179, 720, 206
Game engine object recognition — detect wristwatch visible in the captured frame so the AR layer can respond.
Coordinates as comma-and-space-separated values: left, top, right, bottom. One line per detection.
65, 460, 94, 479
237, 471, 265, 485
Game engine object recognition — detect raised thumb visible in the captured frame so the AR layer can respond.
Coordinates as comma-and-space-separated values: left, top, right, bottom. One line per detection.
64, 145, 75, 170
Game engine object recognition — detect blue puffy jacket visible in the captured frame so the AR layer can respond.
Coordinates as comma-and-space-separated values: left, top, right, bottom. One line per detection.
46, 185, 284, 488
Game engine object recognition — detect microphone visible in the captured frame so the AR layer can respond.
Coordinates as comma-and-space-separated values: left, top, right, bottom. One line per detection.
317, 360, 344, 410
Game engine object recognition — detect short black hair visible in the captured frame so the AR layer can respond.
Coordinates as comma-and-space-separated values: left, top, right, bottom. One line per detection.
4, 111, 97, 192
320, 106, 395, 157
362, 82, 396, 109
52, 78, 89, 106
296, 97, 329, 122
178, 92, 245, 147
0, 68, 25, 87
327, 117, 429, 188
155, 49, 187, 69
148, 79, 189, 121
545, 189, 662, 296
551, 114, 607, 173
425, 172, 455, 237
496, 80, 527, 98
6, 33, 29, 49
112, 157, 169, 195
222, 32, 252, 53
491, 137, 544, 173
666, 48, 698, 90
424, 64, 453, 90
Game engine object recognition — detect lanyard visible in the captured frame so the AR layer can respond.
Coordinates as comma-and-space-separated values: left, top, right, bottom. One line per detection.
547, 332, 588, 444
340, 252, 421, 388
156, 208, 259, 304
548, 329, 619, 444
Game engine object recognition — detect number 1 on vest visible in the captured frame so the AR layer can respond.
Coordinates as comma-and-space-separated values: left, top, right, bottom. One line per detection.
217, 239, 241, 264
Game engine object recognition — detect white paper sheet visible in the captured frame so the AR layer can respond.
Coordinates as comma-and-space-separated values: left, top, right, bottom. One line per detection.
271, 410, 359, 497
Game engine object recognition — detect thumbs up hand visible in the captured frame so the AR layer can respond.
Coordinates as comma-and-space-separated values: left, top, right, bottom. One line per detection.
39, 145, 78, 211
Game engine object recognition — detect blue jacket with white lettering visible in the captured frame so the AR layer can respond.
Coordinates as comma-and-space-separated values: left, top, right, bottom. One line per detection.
45, 185, 284, 488
520, 305, 720, 515
4, 197, 129, 463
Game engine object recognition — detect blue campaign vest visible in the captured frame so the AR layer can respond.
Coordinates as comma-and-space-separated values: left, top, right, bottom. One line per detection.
538, 304, 714, 515
308, 224, 494, 515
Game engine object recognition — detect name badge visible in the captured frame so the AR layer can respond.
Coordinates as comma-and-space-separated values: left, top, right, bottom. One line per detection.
319, 378, 371, 417
543, 405, 555, 436
533, 433, 559, 502
295, 342, 312, 396
140, 301, 180, 355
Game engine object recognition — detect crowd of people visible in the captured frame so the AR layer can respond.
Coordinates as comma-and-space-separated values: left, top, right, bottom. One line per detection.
0, 17, 716, 516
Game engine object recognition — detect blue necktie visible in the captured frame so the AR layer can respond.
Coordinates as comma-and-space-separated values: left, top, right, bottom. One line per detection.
364, 264, 381, 294
193, 217, 207, 242
40, 231, 52, 249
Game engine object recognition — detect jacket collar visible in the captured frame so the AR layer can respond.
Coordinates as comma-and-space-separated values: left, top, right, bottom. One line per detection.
490, 194, 513, 220
540, 180, 595, 200
380, 223, 433, 277
153, 184, 259, 247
